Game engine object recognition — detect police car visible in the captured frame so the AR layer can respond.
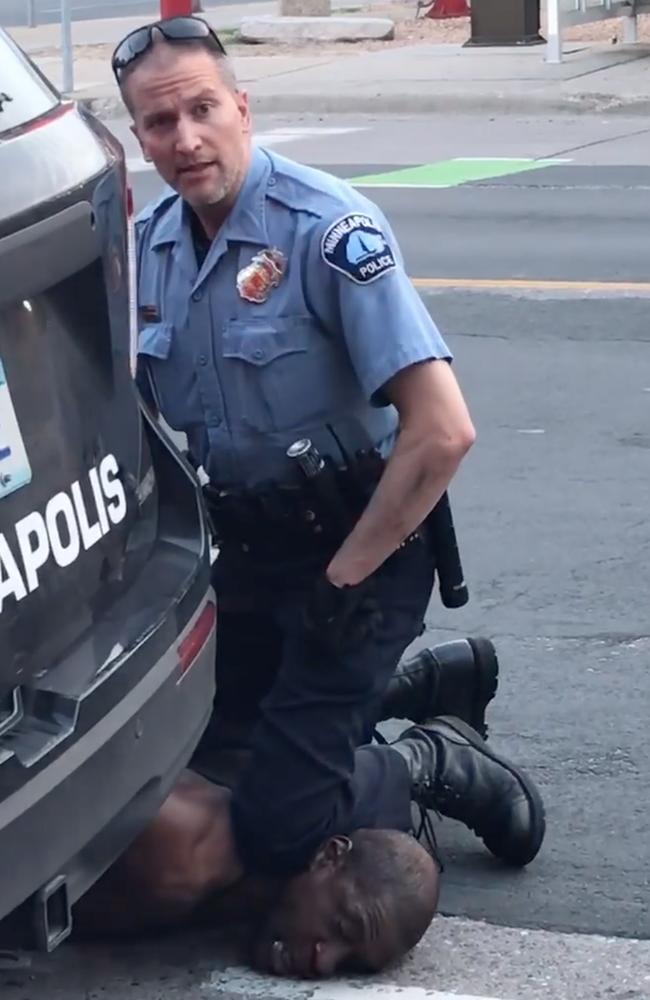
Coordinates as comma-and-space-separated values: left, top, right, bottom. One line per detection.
0, 28, 216, 950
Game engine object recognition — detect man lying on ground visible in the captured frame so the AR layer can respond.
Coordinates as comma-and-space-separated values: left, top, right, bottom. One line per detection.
74, 769, 440, 978
74, 709, 544, 980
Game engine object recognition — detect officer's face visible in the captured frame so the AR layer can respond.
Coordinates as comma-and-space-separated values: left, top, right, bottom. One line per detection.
252, 838, 403, 979
126, 45, 251, 212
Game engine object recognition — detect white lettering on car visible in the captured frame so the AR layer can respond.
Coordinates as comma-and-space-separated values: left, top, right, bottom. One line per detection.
46, 492, 81, 568
0, 454, 128, 614
100, 454, 127, 525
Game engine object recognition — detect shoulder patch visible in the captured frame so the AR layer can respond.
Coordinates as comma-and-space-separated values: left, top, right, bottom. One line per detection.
320, 213, 396, 285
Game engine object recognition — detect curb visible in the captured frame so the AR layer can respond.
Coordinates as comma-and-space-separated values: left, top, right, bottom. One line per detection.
77, 90, 650, 120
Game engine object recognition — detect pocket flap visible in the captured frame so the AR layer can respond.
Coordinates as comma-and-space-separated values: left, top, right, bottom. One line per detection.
138, 323, 173, 360
222, 321, 309, 367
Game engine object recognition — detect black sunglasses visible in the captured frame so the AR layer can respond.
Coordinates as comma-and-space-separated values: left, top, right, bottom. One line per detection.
111, 16, 227, 81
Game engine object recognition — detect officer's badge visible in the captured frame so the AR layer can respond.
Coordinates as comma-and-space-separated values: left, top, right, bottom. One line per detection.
321, 213, 396, 285
237, 248, 286, 303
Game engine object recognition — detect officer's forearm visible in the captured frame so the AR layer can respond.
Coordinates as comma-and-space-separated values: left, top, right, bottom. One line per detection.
327, 427, 471, 586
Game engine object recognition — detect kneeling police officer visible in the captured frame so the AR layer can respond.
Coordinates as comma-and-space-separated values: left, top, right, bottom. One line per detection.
113, 15, 545, 877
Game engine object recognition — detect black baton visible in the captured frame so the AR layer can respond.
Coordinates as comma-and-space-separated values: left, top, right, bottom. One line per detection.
428, 491, 469, 608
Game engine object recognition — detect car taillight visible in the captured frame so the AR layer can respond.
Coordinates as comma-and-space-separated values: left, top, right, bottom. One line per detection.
177, 600, 216, 682
125, 184, 138, 378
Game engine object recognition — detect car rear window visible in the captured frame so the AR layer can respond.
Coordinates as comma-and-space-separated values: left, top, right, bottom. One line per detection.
0, 30, 59, 135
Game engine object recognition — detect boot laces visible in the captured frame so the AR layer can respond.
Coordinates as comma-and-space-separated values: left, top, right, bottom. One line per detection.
415, 804, 445, 874
373, 727, 445, 873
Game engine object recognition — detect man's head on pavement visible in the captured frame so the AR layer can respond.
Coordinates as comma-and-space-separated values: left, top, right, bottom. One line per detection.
253, 829, 440, 979
113, 17, 251, 227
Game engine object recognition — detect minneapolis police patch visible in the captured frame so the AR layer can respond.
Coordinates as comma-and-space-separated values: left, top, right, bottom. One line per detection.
321, 213, 396, 285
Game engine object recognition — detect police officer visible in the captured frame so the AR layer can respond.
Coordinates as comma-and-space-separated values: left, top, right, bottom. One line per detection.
112, 17, 545, 878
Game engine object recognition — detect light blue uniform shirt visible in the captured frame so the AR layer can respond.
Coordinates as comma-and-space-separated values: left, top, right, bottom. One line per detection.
135, 145, 452, 490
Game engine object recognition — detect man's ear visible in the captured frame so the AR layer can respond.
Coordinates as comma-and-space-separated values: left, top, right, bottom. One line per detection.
310, 836, 353, 873
236, 89, 251, 133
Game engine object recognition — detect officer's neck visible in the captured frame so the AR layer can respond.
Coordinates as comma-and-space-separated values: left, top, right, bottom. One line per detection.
191, 199, 235, 243
189, 152, 252, 242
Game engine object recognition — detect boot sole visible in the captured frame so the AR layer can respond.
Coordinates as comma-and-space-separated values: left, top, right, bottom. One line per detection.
435, 715, 546, 868
466, 637, 500, 740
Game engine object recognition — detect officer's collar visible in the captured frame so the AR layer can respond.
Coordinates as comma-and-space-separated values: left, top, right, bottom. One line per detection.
150, 145, 271, 250
222, 144, 271, 245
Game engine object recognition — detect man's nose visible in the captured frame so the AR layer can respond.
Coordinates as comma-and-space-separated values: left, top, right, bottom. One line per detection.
175, 117, 202, 155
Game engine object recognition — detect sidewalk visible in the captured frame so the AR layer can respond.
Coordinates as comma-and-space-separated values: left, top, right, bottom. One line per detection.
5, 3, 650, 117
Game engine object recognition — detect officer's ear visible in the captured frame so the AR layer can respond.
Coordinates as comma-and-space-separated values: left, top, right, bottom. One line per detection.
235, 88, 251, 133
310, 836, 353, 873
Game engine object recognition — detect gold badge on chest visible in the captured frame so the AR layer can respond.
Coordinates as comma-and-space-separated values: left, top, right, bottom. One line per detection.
237, 248, 286, 304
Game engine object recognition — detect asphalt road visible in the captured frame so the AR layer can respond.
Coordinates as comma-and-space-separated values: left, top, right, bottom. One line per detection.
4, 117, 649, 1000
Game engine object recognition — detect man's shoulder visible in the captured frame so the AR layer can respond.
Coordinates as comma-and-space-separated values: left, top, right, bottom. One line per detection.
263, 149, 400, 281
134, 185, 181, 239
265, 148, 382, 228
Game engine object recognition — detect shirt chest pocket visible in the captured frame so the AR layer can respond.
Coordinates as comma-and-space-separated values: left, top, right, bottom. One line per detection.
138, 322, 199, 430
221, 317, 342, 434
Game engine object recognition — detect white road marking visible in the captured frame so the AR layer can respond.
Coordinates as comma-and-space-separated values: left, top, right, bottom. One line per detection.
204, 967, 508, 1000
255, 126, 369, 145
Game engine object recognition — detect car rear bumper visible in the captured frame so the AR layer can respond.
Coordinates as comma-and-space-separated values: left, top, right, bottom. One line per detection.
0, 590, 216, 949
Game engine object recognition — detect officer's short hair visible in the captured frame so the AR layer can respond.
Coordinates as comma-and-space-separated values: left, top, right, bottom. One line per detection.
119, 36, 238, 113
345, 829, 439, 956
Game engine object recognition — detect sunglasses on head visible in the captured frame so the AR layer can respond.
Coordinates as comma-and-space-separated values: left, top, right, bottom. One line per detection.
111, 15, 227, 82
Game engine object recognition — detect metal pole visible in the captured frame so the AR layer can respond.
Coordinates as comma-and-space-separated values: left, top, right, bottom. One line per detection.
61, 0, 73, 94
27, 0, 37, 28
622, 5, 638, 43
545, 0, 562, 62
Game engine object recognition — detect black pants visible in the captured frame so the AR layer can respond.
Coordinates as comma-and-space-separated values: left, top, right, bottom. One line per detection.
191, 536, 435, 876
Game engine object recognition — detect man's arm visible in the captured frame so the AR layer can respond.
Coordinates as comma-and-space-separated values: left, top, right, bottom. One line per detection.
306, 207, 475, 588
327, 358, 475, 587
73, 773, 246, 939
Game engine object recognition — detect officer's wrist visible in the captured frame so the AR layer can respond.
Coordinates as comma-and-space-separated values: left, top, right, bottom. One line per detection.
326, 554, 371, 588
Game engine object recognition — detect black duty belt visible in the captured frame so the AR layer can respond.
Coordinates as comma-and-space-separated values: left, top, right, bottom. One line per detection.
202, 481, 344, 558
202, 444, 468, 608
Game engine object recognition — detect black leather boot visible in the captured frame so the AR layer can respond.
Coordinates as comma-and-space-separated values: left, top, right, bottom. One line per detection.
379, 638, 499, 738
391, 716, 545, 867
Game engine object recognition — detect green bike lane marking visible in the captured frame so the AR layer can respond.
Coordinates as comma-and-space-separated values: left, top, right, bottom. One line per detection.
348, 157, 572, 188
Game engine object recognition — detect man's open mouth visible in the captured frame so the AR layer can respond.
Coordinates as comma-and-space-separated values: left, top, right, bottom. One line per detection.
267, 939, 319, 978
178, 162, 214, 177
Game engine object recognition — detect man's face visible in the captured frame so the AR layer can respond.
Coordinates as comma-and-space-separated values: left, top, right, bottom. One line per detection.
125, 45, 251, 211
253, 838, 401, 979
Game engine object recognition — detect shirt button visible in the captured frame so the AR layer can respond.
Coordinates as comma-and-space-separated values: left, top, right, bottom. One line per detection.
253, 348, 265, 360
198, 354, 208, 366
192, 290, 203, 302
268, 176, 277, 187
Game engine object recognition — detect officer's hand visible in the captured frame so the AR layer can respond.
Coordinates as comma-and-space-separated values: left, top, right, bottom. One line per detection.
303, 574, 383, 654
